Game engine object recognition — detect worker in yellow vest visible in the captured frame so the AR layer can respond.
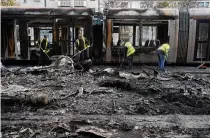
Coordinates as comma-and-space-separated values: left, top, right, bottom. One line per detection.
76, 34, 90, 62
156, 41, 170, 71
122, 38, 136, 69
39, 35, 50, 65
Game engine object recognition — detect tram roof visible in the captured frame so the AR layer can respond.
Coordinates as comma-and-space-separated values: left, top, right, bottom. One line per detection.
1, 7, 93, 18
104, 8, 179, 19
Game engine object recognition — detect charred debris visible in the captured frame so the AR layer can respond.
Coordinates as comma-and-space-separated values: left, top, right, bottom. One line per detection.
1, 57, 210, 137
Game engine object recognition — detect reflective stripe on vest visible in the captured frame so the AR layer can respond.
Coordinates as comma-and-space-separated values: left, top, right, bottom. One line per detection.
124, 42, 135, 57
76, 37, 89, 49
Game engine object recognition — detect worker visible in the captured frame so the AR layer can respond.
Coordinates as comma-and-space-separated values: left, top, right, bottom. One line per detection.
156, 41, 170, 71
75, 34, 90, 62
122, 38, 136, 69
39, 35, 50, 65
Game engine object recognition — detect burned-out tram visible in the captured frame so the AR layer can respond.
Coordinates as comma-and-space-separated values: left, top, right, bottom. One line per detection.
103, 8, 179, 64
187, 8, 210, 64
102, 8, 210, 65
1, 7, 210, 65
1, 7, 93, 62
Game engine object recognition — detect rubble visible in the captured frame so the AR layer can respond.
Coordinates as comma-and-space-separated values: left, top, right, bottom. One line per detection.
76, 126, 114, 138
1, 85, 49, 106
1, 66, 210, 137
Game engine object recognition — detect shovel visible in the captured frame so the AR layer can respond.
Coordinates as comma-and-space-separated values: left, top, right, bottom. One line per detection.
71, 46, 91, 59
39, 45, 51, 60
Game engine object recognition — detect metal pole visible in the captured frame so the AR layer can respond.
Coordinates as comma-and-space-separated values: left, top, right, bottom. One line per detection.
14, 20, 18, 59
98, 0, 100, 12
73, 20, 75, 55
44, 0, 46, 7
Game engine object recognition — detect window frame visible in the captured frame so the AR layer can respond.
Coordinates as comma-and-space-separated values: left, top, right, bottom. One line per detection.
194, 20, 210, 61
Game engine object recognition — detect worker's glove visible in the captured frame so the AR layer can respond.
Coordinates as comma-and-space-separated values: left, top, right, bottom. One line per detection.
43, 50, 46, 53
78, 51, 81, 54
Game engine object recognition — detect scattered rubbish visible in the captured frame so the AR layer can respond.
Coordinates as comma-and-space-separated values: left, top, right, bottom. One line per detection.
1, 85, 49, 106
2, 66, 210, 137
99, 79, 132, 90
0, 62, 8, 73
93, 68, 119, 77
50, 124, 71, 133
103, 68, 115, 74
19, 128, 34, 138
119, 72, 148, 79
78, 87, 84, 96
76, 126, 113, 138
51, 55, 74, 69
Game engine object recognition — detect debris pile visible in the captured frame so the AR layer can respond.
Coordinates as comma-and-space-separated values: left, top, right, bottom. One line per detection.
1, 65, 210, 137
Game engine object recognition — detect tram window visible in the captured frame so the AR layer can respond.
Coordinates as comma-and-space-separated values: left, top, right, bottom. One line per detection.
119, 26, 133, 44
196, 43, 207, 58
112, 26, 133, 46
112, 26, 119, 46
195, 22, 209, 60
135, 26, 140, 46
198, 23, 209, 41
141, 26, 157, 47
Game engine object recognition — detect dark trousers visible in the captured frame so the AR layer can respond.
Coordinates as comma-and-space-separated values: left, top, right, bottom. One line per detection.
76, 48, 90, 63
80, 50, 85, 62
123, 54, 133, 69
156, 50, 165, 70
39, 52, 50, 65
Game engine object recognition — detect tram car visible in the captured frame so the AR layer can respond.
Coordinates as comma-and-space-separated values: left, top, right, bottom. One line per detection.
1, 7, 210, 65
101, 8, 210, 65
1, 7, 93, 63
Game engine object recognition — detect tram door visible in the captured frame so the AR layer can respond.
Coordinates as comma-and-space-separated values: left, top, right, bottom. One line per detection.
194, 20, 210, 61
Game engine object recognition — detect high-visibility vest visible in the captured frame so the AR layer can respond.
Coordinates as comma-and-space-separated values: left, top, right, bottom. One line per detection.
158, 43, 170, 58
124, 42, 135, 57
41, 39, 50, 53
76, 37, 90, 49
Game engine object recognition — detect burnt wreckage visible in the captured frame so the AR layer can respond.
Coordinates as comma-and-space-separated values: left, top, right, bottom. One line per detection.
1, 7, 93, 65
1, 7, 210, 138
1, 7, 210, 65
103, 8, 210, 65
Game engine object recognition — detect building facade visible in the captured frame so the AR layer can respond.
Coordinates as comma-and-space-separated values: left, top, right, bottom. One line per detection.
17, 0, 99, 12
127, 0, 210, 9
16, 0, 209, 14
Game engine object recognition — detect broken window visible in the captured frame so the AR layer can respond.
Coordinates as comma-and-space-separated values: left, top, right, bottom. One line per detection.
112, 25, 134, 46
40, 27, 53, 44
119, 26, 133, 45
